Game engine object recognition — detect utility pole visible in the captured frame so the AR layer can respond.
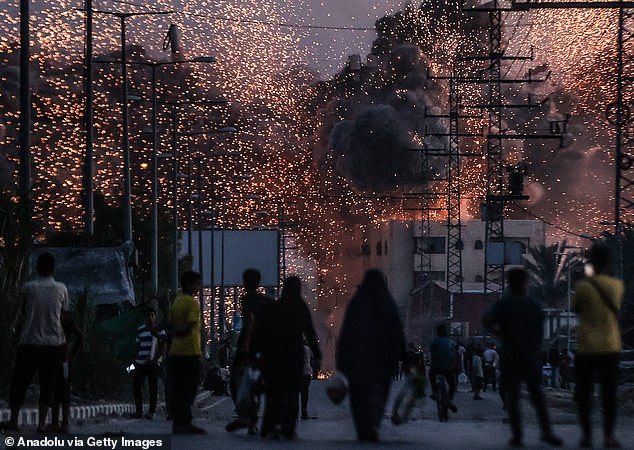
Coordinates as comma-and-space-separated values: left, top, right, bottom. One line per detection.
425, 70, 485, 293
404, 147, 447, 286
463, 0, 567, 293
509, 0, 634, 279
484, 7, 505, 294
19, 0, 31, 221
84, 0, 94, 236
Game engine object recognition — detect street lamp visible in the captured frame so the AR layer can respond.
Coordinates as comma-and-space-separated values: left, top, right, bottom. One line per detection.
90, 9, 172, 242
166, 98, 229, 296
132, 58, 216, 296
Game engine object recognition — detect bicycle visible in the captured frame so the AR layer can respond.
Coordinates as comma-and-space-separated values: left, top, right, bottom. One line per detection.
434, 373, 449, 422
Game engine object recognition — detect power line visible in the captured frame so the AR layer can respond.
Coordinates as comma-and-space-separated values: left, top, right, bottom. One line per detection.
100, 0, 376, 31
509, 202, 587, 238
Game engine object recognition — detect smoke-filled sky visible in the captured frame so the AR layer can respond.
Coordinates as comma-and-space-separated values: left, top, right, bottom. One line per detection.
0, 0, 624, 246
291, 0, 402, 76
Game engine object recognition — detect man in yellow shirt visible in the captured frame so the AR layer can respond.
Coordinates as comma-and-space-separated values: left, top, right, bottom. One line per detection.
573, 243, 624, 449
168, 270, 204, 434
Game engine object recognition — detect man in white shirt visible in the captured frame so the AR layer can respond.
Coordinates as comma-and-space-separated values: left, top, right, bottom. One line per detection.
4, 253, 69, 432
483, 343, 500, 392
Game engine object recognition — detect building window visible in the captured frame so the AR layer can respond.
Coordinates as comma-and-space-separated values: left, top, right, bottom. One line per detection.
475, 275, 484, 282
416, 236, 446, 254
384, 241, 388, 255
474, 240, 483, 250
376, 241, 382, 256
361, 243, 371, 256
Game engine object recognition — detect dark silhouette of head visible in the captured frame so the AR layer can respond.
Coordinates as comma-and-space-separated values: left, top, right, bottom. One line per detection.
181, 270, 202, 296
587, 243, 611, 275
281, 276, 302, 300
242, 268, 261, 291
506, 268, 529, 297
436, 323, 448, 337
36, 253, 55, 277
356, 269, 391, 303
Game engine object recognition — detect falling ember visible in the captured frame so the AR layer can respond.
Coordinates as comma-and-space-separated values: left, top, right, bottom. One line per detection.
0, 0, 623, 363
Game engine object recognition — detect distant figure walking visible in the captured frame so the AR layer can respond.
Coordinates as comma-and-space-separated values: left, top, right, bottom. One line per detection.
300, 340, 316, 420
337, 269, 406, 442
483, 343, 499, 392
429, 324, 458, 413
483, 268, 562, 448
133, 306, 166, 420
259, 276, 321, 439
3, 253, 69, 433
226, 268, 272, 434
472, 349, 484, 400
167, 271, 204, 434
573, 243, 623, 448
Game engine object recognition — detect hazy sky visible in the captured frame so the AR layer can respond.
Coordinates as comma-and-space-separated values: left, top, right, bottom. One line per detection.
290, 0, 403, 77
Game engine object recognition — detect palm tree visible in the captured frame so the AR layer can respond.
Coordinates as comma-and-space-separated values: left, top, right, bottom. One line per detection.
524, 242, 575, 308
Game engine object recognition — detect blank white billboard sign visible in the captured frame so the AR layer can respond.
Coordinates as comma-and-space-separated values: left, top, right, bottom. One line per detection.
182, 229, 280, 287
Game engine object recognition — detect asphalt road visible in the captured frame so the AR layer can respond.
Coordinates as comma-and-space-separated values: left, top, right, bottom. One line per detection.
5, 380, 634, 449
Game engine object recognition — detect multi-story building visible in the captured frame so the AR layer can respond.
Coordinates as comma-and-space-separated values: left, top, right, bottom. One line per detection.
351, 219, 545, 306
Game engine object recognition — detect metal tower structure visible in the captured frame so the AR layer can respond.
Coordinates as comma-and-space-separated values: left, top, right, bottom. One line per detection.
615, 6, 634, 278
463, 0, 565, 293
446, 77, 464, 293
510, 0, 634, 278
484, 8, 506, 294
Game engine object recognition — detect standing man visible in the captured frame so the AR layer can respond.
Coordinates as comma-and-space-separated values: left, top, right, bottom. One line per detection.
573, 243, 623, 448
259, 276, 321, 440
133, 307, 166, 420
226, 268, 272, 434
168, 271, 204, 434
3, 253, 69, 433
483, 268, 562, 448
483, 343, 499, 392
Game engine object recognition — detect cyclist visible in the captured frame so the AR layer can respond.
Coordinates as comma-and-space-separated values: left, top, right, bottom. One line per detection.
429, 324, 457, 413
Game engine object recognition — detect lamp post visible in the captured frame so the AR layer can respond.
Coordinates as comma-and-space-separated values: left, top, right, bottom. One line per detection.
84, 0, 94, 236
179, 127, 237, 350
91, 9, 171, 242
19, 0, 31, 221
164, 98, 227, 296
128, 58, 216, 296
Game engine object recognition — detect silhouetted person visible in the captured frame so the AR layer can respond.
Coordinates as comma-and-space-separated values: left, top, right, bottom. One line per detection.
168, 271, 204, 434
472, 349, 484, 400
259, 276, 321, 439
226, 268, 272, 434
299, 340, 315, 420
337, 269, 406, 442
573, 243, 623, 448
133, 307, 166, 420
51, 314, 82, 433
483, 268, 562, 448
429, 324, 458, 413
3, 253, 69, 433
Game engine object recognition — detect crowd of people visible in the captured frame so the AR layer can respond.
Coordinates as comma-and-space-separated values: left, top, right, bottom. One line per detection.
0, 242, 626, 448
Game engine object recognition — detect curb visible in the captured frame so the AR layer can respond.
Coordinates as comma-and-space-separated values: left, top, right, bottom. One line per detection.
0, 404, 136, 426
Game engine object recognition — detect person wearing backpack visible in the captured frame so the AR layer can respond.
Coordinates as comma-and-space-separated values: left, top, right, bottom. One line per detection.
573, 243, 624, 449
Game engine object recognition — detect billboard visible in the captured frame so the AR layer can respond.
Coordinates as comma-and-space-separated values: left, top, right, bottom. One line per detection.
181, 229, 280, 287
